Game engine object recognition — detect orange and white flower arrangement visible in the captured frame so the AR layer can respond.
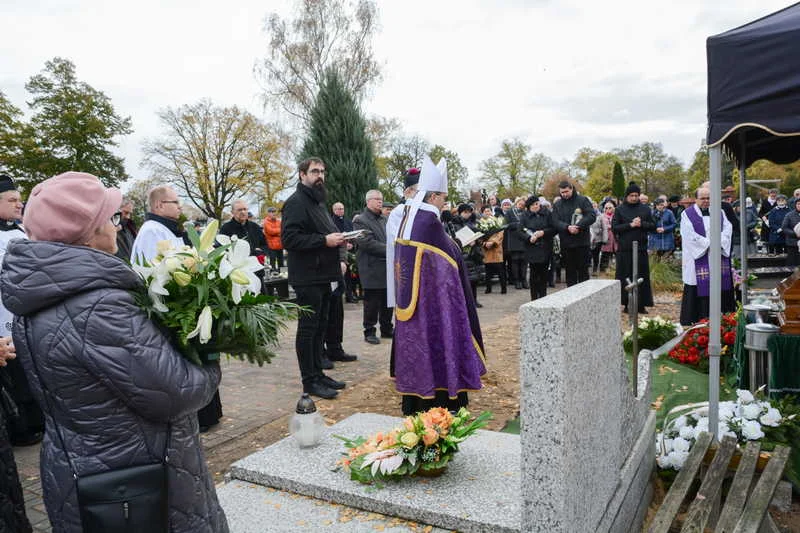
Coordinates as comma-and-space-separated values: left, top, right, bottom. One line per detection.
334, 407, 491, 484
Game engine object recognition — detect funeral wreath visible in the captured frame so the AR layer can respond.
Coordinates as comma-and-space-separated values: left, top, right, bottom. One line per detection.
334, 407, 492, 484
132, 220, 302, 366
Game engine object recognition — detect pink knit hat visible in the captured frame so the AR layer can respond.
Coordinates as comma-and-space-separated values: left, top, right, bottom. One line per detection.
24, 171, 122, 245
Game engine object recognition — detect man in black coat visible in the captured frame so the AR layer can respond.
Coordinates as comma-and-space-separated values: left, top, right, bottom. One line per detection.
321, 201, 358, 365
353, 190, 393, 344
281, 158, 348, 399
551, 181, 596, 286
612, 182, 655, 313
220, 199, 268, 257
331, 202, 357, 303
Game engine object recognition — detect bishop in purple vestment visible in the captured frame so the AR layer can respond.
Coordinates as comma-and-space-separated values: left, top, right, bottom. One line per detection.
389, 162, 486, 415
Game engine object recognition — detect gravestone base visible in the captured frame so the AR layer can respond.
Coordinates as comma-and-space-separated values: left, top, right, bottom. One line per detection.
225, 413, 521, 533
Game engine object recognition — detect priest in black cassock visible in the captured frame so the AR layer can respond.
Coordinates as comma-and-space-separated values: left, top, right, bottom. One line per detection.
612, 182, 655, 313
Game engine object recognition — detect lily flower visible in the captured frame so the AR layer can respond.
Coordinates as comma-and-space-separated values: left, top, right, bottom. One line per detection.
187, 305, 213, 344
199, 220, 219, 252
219, 239, 262, 303
132, 263, 171, 312
173, 271, 192, 287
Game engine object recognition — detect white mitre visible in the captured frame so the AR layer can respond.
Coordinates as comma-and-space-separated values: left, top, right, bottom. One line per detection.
398, 156, 448, 240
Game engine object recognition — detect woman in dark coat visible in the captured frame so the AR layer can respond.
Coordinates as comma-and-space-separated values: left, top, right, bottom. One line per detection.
0, 172, 227, 533
519, 196, 556, 300
0, 339, 31, 533
504, 198, 529, 289
612, 182, 655, 313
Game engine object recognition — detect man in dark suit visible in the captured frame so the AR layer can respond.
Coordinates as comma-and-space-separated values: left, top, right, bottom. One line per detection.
354, 190, 393, 344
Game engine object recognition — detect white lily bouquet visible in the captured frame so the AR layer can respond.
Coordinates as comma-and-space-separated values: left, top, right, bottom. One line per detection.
475, 215, 507, 235
133, 220, 302, 366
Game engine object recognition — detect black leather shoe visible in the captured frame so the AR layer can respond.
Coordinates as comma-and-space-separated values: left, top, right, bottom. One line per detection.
500, 287, 507, 294
304, 381, 338, 399
638, 308, 648, 314
484, 286, 492, 294
320, 374, 346, 390
380, 330, 394, 339
365, 335, 380, 345
328, 351, 358, 362
320, 356, 334, 370
475, 301, 483, 308
522, 281, 530, 289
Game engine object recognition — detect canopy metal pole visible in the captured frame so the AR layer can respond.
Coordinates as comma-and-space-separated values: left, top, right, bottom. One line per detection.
739, 135, 748, 306
708, 145, 723, 440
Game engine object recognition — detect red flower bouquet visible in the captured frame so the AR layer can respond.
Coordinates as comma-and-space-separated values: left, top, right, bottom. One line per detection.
667, 312, 738, 370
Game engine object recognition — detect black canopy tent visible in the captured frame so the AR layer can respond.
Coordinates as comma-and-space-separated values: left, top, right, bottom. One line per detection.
708, 2, 800, 165
704, 2, 800, 437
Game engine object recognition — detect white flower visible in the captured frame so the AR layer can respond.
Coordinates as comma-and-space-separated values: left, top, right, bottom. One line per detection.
670, 451, 690, 470
737, 389, 755, 404
156, 239, 176, 256
760, 408, 782, 427
672, 437, 691, 453
656, 453, 673, 469
186, 305, 213, 344
133, 263, 171, 312
673, 415, 687, 429
198, 219, 219, 252
163, 256, 182, 273
362, 449, 404, 476
741, 420, 765, 440
717, 420, 737, 440
741, 403, 763, 421
679, 426, 695, 440
219, 239, 263, 303
719, 402, 735, 421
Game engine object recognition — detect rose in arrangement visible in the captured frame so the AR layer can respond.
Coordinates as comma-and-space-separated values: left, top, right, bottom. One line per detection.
667, 312, 737, 368
334, 407, 491, 484
133, 220, 303, 366
623, 315, 680, 352
655, 387, 798, 471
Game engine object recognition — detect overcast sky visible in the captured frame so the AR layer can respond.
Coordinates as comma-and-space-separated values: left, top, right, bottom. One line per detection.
0, 0, 792, 189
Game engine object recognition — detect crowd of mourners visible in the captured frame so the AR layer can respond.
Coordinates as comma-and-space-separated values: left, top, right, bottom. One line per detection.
0, 161, 797, 533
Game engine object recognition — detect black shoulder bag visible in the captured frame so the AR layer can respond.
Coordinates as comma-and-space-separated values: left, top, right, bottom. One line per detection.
24, 318, 169, 533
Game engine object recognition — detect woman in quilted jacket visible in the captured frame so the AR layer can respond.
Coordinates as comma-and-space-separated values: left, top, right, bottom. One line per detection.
0, 172, 228, 533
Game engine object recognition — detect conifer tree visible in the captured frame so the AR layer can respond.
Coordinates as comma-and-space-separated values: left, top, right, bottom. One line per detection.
300, 69, 377, 215
612, 160, 625, 199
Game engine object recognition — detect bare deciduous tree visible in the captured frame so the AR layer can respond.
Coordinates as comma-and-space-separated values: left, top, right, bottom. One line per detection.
142, 100, 292, 219
255, 0, 381, 124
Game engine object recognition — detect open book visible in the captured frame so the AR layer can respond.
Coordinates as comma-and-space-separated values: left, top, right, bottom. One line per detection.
454, 226, 484, 247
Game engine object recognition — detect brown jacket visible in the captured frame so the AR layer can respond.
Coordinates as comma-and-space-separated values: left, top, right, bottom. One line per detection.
482, 231, 504, 263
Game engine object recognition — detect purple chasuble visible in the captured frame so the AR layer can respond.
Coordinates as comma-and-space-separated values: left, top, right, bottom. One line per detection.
393, 209, 486, 399
685, 206, 732, 297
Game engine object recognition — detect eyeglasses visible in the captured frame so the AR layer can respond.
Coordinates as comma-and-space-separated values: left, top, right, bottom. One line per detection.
162, 200, 180, 205
367, 197, 382, 202
111, 212, 121, 226
308, 169, 326, 175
